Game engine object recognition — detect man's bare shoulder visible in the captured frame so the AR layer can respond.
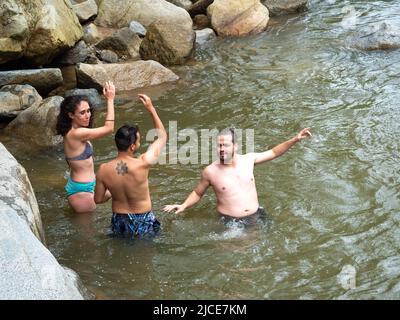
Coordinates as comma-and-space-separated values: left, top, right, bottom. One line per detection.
204, 161, 218, 171
97, 160, 115, 175
237, 153, 254, 159
136, 153, 154, 167
97, 162, 106, 172
202, 161, 220, 179
238, 153, 256, 163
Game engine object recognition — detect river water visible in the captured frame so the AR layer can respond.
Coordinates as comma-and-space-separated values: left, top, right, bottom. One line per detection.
1, 0, 400, 299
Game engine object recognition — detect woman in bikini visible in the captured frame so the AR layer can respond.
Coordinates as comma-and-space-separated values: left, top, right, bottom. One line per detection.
56, 81, 116, 213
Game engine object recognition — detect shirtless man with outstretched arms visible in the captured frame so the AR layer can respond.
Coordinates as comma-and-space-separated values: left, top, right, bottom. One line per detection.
164, 128, 311, 223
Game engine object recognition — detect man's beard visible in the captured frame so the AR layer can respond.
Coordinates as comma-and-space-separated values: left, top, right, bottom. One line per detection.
220, 152, 233, 164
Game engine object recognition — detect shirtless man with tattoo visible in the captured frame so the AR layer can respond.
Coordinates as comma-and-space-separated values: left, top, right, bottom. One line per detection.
94, 94, 167, 237
164, 127, 312, 225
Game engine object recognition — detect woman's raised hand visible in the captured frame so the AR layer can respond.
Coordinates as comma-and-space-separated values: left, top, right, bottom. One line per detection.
103, 81, 115, 101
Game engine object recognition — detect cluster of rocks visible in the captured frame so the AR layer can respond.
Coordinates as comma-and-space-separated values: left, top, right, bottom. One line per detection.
2, 0, 398, 147
0, 0, 308, 146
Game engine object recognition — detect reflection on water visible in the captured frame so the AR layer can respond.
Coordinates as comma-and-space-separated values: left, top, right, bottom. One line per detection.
1, 0, 400, 299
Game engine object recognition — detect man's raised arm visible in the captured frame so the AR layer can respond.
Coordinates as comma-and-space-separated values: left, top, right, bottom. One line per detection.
138, 94, 167, 165
253, 128, 312, 164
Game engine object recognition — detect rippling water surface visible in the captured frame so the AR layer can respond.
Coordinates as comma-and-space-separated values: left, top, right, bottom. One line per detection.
2, 0, 400, 299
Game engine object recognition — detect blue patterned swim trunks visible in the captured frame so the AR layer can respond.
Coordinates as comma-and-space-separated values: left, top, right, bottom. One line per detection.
111, 211, 160, 238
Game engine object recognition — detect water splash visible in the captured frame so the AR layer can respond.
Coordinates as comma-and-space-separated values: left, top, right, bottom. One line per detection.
207, 222, 246, 240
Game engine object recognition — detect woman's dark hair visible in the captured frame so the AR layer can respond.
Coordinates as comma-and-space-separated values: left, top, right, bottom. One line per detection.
56, 95, 95, 136
115, 124, 139, 151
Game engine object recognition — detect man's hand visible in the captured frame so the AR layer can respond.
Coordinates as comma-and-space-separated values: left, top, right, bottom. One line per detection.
103, 81, 115, 101
163, 204, 186, 214
138, 94, 155, 112
295, 128, 312, 142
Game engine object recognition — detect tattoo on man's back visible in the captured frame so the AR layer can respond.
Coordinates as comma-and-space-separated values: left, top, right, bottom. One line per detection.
116, 161, 128, 175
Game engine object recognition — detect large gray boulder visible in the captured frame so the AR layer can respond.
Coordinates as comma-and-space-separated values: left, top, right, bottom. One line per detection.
347, 22, 400, 51
95, 0, 189, 28
262, 0, 307, 16
139, 16, 195, 65
26, 0, 83, 66
0, 69, 63, 96
0, 143, 92, 299
5, 96, 63, 147
0, 0, 83, 66
76, 61, 179, 91
0, 0, 32, 64
207, 0, 269, 36
0, 84, 42, 120
0, 144, 45, 243
95, 0, 194, 65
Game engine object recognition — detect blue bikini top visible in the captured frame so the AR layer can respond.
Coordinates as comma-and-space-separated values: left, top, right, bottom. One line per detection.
65, 141, 93, 162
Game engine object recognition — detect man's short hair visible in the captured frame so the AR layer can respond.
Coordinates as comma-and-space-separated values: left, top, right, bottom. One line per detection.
115, 124, 139, 151
217, 127, 236, 144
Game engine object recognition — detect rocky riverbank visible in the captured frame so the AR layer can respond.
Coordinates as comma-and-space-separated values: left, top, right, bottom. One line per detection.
0, 143, 93, 299
0, 0, 309, 147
